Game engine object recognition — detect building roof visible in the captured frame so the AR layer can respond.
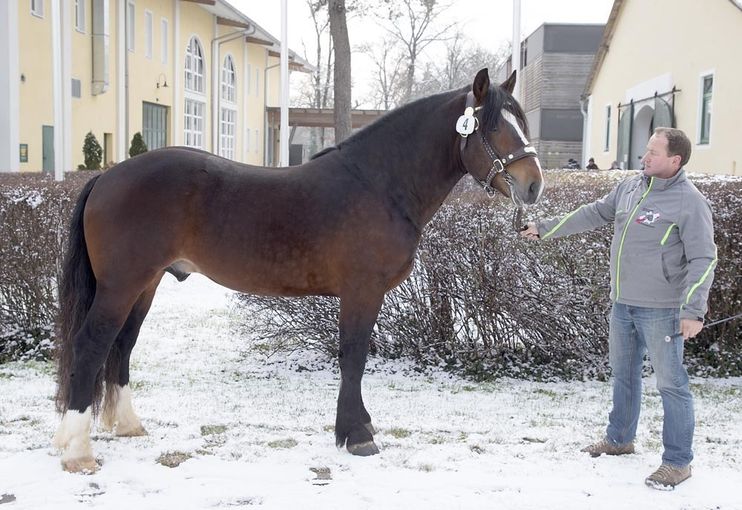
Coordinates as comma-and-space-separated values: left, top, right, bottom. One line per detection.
583, 0, 742, 98
197, 0, 315, 73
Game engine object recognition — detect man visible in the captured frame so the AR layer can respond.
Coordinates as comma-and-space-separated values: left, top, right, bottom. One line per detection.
586, 157, 599, 170
521, 127, 717, 490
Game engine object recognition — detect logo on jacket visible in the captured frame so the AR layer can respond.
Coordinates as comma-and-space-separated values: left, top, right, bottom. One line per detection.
636, 208, 660, 226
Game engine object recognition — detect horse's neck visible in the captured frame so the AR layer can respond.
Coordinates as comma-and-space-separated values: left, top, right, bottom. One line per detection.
343, 94, 465, 229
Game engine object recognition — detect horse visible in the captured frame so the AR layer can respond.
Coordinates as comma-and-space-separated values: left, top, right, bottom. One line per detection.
53, 68, 543, 472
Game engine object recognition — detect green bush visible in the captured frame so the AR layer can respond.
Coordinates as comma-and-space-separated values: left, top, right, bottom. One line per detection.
82, 131, 103, 170
129, 132, 148, 158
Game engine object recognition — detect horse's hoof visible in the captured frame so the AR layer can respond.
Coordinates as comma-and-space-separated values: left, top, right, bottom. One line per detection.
364, 422, 376, 435
116, 424, 148, 437
347, 440, 380, 456
61, 456, 99, 474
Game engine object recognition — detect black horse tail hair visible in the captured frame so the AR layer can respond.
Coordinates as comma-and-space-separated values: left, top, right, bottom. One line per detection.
55, 174, 102, 415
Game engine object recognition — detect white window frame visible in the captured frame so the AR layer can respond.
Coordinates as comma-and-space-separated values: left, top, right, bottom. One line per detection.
126, 1, 135, 52
144, 10, 153, 59
74, 0, 85, 32
603, 104, 611, 153
184, 98, 205, 149
221, 55, 236, 104
31, 0, 43, 18
160, 18, 168, 65
696, 70, 714, 147
255, 67, 260, 97
185, 36, 205, 93
220, 108, 236, 160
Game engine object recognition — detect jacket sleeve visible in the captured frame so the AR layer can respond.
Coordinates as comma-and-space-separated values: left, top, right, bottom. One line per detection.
536, 185, 619, 240
678, 194, 717, 320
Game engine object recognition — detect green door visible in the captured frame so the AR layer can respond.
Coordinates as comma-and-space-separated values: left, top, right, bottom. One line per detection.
42, 125, 54, 174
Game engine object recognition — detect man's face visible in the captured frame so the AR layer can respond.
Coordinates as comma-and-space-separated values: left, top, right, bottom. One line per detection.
641, 134, 681, 178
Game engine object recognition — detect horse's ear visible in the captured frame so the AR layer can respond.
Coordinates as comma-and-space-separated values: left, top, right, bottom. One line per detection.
501, 70, 517, 94
472, 68, 490, 104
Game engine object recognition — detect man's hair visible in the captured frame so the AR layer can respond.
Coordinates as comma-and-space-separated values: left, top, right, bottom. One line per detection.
654, 127, 691, 167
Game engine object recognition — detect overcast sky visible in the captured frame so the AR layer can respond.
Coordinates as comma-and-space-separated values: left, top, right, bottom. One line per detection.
228, 0, 615, 106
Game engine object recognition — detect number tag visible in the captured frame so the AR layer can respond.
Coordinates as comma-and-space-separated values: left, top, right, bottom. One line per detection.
456, 107, 478, 137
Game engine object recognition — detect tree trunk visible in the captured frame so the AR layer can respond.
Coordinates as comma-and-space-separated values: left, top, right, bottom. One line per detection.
328, 0, 352, 142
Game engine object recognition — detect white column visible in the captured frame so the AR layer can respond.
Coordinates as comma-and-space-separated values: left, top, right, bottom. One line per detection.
243, 39, 248, 162
511, 0, 521, 101
172, 0, 179, 145
117, 0, 126, 161
0, 0, 20, 173
211, 16, 218, 154
51, 0, 71, 180
279, 0, 289, 166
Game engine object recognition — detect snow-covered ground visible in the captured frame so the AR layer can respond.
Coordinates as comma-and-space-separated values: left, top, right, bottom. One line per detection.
1, 274, 740, 510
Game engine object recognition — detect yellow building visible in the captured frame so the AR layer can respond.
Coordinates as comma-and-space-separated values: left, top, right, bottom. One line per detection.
583, 0, 742, 175
0, 0, 311, 177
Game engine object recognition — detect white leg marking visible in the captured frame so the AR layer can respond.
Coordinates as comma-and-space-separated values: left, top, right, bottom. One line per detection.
53, 408, 97, 472
104, 384, 146, 437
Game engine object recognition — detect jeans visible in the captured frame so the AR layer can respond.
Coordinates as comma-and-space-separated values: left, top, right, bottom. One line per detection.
605, 302, 694, 467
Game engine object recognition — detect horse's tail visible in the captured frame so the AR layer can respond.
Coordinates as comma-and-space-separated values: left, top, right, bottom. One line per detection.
55, 174, 101, 414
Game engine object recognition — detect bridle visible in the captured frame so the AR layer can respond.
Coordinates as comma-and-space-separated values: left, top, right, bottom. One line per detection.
457, 91, 538, 231
458, 92, 538, 200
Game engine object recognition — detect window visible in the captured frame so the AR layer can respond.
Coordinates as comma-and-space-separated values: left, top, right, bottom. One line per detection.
185, 36, 205, 92
74, 0, 85, 32
245, 126, 250, 153
184, 99, 205, 148
31, 0, 43, 17
126, 1, 135, 52
604, 105, 611, 152
254, 129, 259, 154
255, 68, 260, 97
220, 109, 236, 159
699, 74, 713, 145
144, 11, 153, 59
161, 18, 168, 65
222, 56, 236, 103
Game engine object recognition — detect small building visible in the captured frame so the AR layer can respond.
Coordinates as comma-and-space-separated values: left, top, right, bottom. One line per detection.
583, 0, 742, 174
496, 23, 605, 169
0, 0, 311, 177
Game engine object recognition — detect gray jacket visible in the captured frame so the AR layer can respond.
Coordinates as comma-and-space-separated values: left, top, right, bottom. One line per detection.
536, 170, 717, 320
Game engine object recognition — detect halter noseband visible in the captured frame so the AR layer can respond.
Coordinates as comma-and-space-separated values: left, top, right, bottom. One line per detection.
458, 92, 538, 198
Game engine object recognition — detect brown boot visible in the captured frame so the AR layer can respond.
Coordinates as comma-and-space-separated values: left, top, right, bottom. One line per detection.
580, 437, 635, 457
645, 464, 692, 490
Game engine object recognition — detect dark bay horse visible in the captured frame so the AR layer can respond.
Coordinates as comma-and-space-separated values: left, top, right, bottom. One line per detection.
53, 68, 543, 472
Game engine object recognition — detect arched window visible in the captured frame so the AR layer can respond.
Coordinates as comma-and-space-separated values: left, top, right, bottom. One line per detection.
221, 55, 236, 104
184, 36, 205, 148
184, 36, 204, 92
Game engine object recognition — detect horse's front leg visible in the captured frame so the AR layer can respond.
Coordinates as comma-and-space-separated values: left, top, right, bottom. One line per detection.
335, 291, 384, 456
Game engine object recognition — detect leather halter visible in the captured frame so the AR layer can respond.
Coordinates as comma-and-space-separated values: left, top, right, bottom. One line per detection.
459, 92, 538, 197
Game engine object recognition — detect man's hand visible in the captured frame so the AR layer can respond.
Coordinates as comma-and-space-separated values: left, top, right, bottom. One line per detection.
680, 318, 703, 340
520, 222, 540, 240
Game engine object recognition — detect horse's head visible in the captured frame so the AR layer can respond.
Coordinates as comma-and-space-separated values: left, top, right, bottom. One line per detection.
457, 68, 543, 205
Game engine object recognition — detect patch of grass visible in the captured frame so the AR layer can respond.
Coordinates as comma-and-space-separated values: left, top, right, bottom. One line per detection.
387, 427, 412, 439
323, 424, 334, 433
267, 438, 298, 449
200, 424, 228, 436
156, 450, 192, 468
417, 463, 435, 472
533, 388, 559, 399
469, 444, 486, 454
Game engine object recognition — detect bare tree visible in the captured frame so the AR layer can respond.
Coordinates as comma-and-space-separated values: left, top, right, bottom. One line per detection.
377, 0, 456, 103
328, 0, 352, 142
359, 39, 406, 109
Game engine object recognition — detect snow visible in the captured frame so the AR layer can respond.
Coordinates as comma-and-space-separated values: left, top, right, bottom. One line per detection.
1, 274, 741, 509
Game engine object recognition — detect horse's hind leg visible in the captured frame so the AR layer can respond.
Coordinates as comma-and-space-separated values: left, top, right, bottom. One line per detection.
335, 290, 385, 456
54, 286, 143, 473
101, 276, 162, 436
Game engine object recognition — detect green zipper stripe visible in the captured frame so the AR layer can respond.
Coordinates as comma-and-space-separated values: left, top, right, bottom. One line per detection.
685, 256, 718, 305
541, 206, 586, 240
616, 177, 654, 299
660, 223, 677, 246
